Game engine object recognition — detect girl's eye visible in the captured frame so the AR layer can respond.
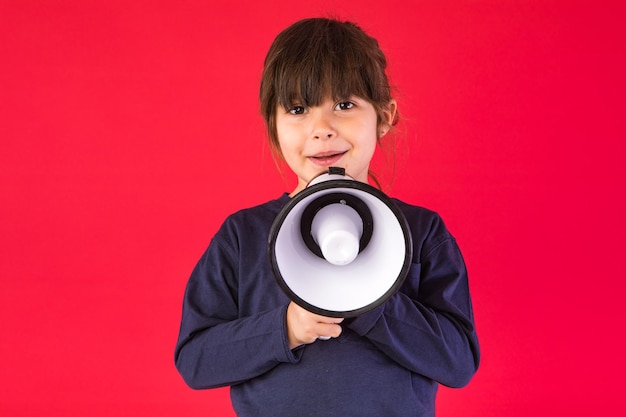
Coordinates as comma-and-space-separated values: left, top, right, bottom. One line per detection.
335, 101, 355, 111
288, 106, 306, 115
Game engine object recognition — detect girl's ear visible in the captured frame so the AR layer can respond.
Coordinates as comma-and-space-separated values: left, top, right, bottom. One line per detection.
384, 99, 397, 126
380, 99, 398, 135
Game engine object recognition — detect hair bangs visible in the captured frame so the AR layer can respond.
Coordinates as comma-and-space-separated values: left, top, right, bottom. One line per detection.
274, 30, 374, 110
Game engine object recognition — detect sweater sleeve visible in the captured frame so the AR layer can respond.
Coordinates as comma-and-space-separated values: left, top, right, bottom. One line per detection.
345, 211, 480, 388
174, 232, 300, 390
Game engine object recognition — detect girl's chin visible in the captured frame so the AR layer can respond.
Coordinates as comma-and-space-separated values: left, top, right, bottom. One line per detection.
309, 167, 343, 181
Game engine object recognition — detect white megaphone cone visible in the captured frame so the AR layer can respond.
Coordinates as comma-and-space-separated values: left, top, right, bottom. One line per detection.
268, 167, 413, 318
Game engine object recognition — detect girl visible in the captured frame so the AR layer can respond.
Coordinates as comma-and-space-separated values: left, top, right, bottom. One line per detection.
175, 17, 479, 417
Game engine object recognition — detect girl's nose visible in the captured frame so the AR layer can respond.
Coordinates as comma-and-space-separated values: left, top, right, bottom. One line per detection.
311, 111, 337, 140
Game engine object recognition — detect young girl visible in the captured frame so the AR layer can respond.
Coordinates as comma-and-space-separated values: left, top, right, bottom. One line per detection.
175, 17, 479, 416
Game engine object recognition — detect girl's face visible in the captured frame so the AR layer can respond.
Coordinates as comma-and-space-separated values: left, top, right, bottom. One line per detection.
276, 96, 396, 196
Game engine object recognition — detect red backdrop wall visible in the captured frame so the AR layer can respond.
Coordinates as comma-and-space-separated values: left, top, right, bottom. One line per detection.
1, 1, 625, 415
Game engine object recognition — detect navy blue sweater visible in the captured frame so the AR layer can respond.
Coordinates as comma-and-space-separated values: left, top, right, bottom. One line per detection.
175, 194, 479, 416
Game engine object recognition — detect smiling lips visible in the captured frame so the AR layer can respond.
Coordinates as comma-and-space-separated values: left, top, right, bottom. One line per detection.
308, 150, 348, 166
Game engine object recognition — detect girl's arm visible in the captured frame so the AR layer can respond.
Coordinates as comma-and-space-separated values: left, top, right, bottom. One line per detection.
174, 237, 300, 389
345, 213, 480, 388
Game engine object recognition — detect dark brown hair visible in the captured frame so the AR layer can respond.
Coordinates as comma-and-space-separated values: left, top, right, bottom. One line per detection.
260, 18, 398, 167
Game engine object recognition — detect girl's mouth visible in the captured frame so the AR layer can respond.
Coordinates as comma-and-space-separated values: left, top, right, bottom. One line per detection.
309, 151, 347, 166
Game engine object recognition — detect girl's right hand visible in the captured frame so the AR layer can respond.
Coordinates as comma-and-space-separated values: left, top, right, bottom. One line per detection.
286, 302, 344, 349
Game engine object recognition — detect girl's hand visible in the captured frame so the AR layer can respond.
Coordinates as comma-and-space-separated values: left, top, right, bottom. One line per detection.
286, 302, 344, 349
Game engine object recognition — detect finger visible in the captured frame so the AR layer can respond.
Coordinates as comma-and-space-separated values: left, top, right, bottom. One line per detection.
290, 302, 344, 324
317, 322, 343, 339
316, 316, 345, 324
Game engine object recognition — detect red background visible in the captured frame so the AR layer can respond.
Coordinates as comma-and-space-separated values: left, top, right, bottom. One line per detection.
1, 1, 625, 415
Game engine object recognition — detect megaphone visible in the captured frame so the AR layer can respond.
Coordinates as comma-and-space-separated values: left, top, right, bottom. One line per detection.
268, 167, 413, 318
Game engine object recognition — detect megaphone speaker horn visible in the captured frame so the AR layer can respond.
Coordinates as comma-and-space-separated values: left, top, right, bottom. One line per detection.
268, 167, 413, 318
